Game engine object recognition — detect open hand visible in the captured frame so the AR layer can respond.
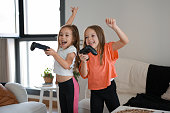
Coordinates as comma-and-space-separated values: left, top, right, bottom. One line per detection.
71, 7, 78, 15
105, 18, 117, 29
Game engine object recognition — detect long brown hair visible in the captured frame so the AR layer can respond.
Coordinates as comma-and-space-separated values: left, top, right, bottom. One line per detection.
58, 24, 80, 70
83, 25, 106, 64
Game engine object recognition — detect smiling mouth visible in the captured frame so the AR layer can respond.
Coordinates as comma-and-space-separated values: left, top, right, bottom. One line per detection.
60, 41, 67, 46
88, 41, 95, 46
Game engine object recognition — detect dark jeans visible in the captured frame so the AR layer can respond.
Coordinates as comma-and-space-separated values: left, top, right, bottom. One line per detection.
90, 80, 120, 113
58, 78, 74, 113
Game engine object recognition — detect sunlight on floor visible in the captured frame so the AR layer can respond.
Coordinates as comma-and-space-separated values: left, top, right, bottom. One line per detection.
47, 107, 58, 113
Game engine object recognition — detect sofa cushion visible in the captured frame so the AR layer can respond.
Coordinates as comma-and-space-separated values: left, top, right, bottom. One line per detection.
117, 92, 137, 105
115, 58, 149, 94
5, 83, 28, 103
162, 84, 170, 101
78, 98, 109, 113
0, 84, 18, 107
0, 102, 47, 113
146, 64, 170, 97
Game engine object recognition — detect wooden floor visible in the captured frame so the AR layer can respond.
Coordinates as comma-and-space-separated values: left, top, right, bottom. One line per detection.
47, 107, 58, 113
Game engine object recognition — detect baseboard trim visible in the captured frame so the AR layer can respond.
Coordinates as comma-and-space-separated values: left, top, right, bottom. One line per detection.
28, 94, 57, 101
28, 97, 57, 108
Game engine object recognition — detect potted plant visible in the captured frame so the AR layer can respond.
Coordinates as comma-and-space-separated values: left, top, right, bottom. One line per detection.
41, 68, 54, 84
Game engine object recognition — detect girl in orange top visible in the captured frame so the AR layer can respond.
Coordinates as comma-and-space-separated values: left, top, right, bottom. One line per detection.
79, 18, 129, 113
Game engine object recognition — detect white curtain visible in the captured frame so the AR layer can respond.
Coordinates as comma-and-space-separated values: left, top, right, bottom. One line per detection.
0, 38, 15, 83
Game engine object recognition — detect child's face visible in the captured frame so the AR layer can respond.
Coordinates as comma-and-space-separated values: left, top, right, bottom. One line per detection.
84, 28, 99, 50
59, 27, 73, 49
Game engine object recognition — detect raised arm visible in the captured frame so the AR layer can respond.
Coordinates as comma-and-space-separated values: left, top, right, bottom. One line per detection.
66, 7, 78, 25
106, 18, 129, 51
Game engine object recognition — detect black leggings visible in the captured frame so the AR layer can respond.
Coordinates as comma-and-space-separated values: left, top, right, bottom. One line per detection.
90, 80, 120, 113
58, 78, 74, 113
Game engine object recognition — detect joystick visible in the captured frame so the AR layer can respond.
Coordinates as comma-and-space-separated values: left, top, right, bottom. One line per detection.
30, 42, 50, 51
79, 45, 98, 55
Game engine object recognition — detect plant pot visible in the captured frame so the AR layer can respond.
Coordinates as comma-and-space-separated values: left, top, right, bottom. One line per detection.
43, 76, 54, 83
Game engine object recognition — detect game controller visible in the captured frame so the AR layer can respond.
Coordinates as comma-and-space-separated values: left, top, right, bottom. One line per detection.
79, 45, 98, 55
30, 42, 50, 51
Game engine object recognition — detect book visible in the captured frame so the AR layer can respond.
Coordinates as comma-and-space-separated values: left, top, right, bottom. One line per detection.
42, 83, 53, 87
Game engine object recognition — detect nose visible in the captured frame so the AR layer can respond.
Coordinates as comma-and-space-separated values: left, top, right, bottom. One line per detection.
59, 35, 65, 39
87, 36, 93, 41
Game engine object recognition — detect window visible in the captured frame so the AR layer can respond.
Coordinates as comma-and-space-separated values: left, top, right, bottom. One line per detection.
20, 41, 58, 87
0, 0, 64, 87
16, 0, 65, 87
24, 0, 60, 34
0, 0, 19, 37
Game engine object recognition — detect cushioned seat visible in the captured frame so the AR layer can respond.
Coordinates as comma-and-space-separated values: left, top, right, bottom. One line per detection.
78, 58, 170, 113
0, 102, 46, 113
0, 83, 47, 113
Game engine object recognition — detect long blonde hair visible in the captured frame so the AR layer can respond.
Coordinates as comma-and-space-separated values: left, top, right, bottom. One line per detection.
83, 25, 106, 64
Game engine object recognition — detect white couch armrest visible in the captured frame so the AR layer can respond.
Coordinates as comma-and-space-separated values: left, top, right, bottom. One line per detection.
5, 83, 28, 103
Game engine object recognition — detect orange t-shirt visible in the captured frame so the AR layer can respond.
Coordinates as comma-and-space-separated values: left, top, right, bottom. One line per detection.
79, 42, 118, 90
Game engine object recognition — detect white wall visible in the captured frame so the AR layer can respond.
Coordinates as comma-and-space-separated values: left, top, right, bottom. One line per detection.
65, 0, 170, 100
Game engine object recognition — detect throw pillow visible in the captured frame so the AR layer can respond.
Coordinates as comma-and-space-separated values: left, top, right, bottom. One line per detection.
0, 84, 18, 107
162, 84, 170, 101
146, 64, 170, 97
5, 82, 28, 103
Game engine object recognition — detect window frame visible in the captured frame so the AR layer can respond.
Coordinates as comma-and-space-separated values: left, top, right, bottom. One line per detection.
18, 0, 65, 41
15, 0, 65, 83
0, 0, 19, 38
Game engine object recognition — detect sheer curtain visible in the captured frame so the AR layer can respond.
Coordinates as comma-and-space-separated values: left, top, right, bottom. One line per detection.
0, 38, 9, 82
0, 38, 15, 83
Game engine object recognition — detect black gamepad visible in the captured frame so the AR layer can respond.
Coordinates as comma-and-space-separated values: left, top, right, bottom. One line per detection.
79, 45, 98, 55
30, 42, 50, 51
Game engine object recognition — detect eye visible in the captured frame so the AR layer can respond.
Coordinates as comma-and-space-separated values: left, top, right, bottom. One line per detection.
59, 34, 63, 36
66, 34, 69, 37
92, 34, 95, 37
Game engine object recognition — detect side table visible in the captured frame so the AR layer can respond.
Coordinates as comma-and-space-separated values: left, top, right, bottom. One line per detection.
35, 84, 60, 113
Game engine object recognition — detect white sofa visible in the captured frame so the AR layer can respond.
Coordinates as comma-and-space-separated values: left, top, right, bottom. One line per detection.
78, 58, 170, 113
0, 83, 47, 113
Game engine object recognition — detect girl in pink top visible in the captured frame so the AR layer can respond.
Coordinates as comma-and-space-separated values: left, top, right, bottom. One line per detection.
79, 18, 129, 113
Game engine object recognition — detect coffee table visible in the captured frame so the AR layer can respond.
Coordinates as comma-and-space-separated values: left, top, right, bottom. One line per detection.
112, 106, 169, 113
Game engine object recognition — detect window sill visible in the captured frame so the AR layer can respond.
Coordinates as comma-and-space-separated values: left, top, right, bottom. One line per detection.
26, 87, 57, 97
28, 94, 57, 101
